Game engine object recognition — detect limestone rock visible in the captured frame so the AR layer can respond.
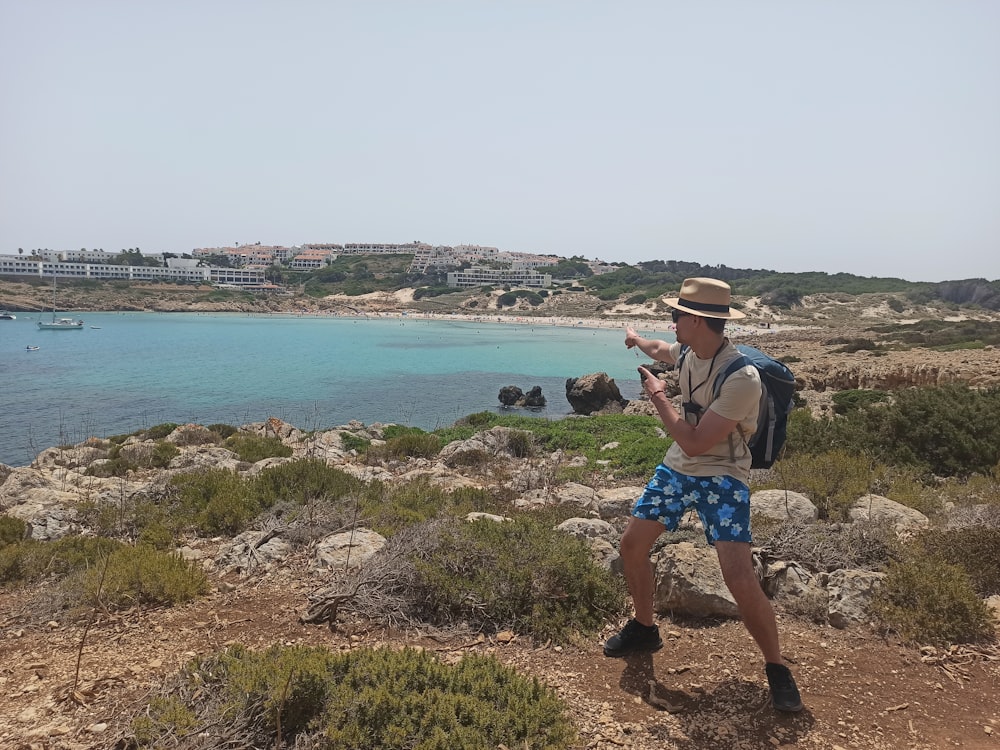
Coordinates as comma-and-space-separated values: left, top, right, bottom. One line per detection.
751, 489, 819, 523
565, 372, 625, 415
825, 568, 885, 628
312, 528, 386, 571
849, 494, 929, 532
652, 542, 740, 619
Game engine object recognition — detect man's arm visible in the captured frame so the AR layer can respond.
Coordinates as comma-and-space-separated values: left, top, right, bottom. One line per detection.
639, 365, 740, 457
625, 325, 675, 363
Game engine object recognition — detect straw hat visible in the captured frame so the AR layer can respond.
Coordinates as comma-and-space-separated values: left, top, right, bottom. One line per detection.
662, 277, 746, 320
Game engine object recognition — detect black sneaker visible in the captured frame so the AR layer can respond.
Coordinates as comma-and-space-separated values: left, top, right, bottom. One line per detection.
765, 662, 803, 713
603, 618, 663, 657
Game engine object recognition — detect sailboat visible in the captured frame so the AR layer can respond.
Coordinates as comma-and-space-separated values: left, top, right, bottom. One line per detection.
37, 274, 83, 330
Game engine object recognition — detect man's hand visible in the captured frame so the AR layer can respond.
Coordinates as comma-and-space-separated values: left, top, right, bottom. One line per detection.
625, 325, 641, 349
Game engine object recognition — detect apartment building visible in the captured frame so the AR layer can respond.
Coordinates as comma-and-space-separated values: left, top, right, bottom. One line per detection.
446, 266, 552, 289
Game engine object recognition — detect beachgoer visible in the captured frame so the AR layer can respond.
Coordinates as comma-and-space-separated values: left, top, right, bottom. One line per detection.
608, 277, 803, 713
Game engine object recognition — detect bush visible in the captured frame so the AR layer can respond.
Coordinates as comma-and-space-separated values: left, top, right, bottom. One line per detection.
129, 644, 575, 749
411, 516, 626, 642
251, 459, 362, 508
224, 434, 293, 462
873, 554, 995, 646
0, 515, 26, 548
87, 545, 208, 609
752, 518, 902, 573
768, 450, 876, 521
170, 469, 260, 535
144, 423, 180, 440
359, 479, 499, 538
914, 527, 1000, 596
0, 536, 120, 585
339, 431, 370, 453
857, 385, 1000, 477
831, 389, 889, 415
206, 423, 238, 439
369, 430, 442, 461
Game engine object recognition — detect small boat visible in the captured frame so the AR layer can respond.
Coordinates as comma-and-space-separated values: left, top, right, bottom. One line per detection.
38, 275, 83, 330
39, 316, 85, 330
90, 326, 101, 329
26, 345, 40, 351
0, 311, 15, 320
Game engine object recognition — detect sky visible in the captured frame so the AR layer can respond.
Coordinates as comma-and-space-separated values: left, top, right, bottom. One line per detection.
1, 2, 998, 283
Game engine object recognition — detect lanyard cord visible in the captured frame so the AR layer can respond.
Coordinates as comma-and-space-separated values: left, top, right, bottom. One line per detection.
686, 340, 727, 405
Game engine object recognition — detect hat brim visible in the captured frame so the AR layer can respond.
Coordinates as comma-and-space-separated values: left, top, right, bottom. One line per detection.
662, 297, 746, 320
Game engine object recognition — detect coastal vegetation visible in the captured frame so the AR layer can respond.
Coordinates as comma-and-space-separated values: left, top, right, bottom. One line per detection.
131, 644, 576, 749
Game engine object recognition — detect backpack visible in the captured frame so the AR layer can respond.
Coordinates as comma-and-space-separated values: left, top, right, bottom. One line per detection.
676, 344, 795, 469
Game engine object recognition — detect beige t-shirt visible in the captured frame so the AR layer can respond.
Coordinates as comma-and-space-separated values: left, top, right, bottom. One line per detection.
662, 339, 761, 483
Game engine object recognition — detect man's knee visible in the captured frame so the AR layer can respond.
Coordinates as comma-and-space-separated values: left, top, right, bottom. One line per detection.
619, 521, 661, 563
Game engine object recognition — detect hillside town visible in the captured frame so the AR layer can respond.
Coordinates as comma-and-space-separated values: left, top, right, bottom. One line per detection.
0, 242, 619, 291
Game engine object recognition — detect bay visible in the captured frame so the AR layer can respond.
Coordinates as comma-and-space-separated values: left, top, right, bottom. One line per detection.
0, 312, 674, 467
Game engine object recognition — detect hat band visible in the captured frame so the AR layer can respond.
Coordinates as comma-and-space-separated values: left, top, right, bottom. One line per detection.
678, 297, 730, 314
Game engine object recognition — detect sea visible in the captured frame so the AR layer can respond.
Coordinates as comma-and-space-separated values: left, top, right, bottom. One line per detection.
0, 312, 675, 468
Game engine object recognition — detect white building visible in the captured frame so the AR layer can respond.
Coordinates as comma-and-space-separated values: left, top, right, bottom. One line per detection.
446, 266, 551, 289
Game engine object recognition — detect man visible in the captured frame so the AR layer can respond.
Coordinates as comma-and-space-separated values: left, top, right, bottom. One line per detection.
606, 277, 803, 713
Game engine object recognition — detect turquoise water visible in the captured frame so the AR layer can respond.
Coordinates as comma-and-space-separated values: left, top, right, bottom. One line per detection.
0, 312, 674, 467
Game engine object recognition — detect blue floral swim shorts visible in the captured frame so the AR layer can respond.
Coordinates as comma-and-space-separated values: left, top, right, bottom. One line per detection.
631, 463, 752, 545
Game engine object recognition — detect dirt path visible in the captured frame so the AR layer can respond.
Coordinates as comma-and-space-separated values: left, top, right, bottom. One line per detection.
2, 573, 997, 750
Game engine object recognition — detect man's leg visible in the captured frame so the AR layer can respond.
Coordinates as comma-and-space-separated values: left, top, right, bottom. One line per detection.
603, 517, 666, 657
714, 540, 781, 662
619, 517, 667, 626
715, 540, 803, 711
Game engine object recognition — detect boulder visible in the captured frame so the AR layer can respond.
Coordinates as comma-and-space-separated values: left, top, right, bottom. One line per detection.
214, 530, 293, 575
554, 517, 616, 544
849, 494, 929, 532
312, 528, 387, 571
751, 489, 819, 523
498, 385, 523, 406
652, 542, 740, 619
565, 372, 625, 415
824, 568, 885, 628
595, 486, 643, 520
520, 385, 546, 407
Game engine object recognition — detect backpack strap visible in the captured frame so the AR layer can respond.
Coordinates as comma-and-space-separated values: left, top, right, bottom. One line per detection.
675, 344, 690, 373
711, 354, 753, 463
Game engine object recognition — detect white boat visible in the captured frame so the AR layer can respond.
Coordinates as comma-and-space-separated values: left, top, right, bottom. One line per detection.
39, 316, 85, 330
38, 275, 83, 330
0, 311, 15, 320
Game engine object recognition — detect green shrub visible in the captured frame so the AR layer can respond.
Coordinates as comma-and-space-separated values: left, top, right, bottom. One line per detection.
436, 413, 665, 480
251, 459, 361, 508
767, 450, 876, 521
873, 554, 995, 646
370, 431, 442, 461
0, 536, 120, 585
87, 545, 208, 609
144, 423, 180, 440
831, 389, 889, 415
170, 469, 259, 535
0, 515, 26, 548
339, 431, 370, 453
224, 434, 293, 462
411, 516, 626, 642
359, 479, 499, 537
851, 385, 1000, 477
914, 527, 1000, 596
206, 423, 239, 439
129, 644, 575, 749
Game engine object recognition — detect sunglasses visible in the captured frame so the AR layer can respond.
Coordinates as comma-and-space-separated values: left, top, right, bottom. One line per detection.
671, 309, 690, 324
